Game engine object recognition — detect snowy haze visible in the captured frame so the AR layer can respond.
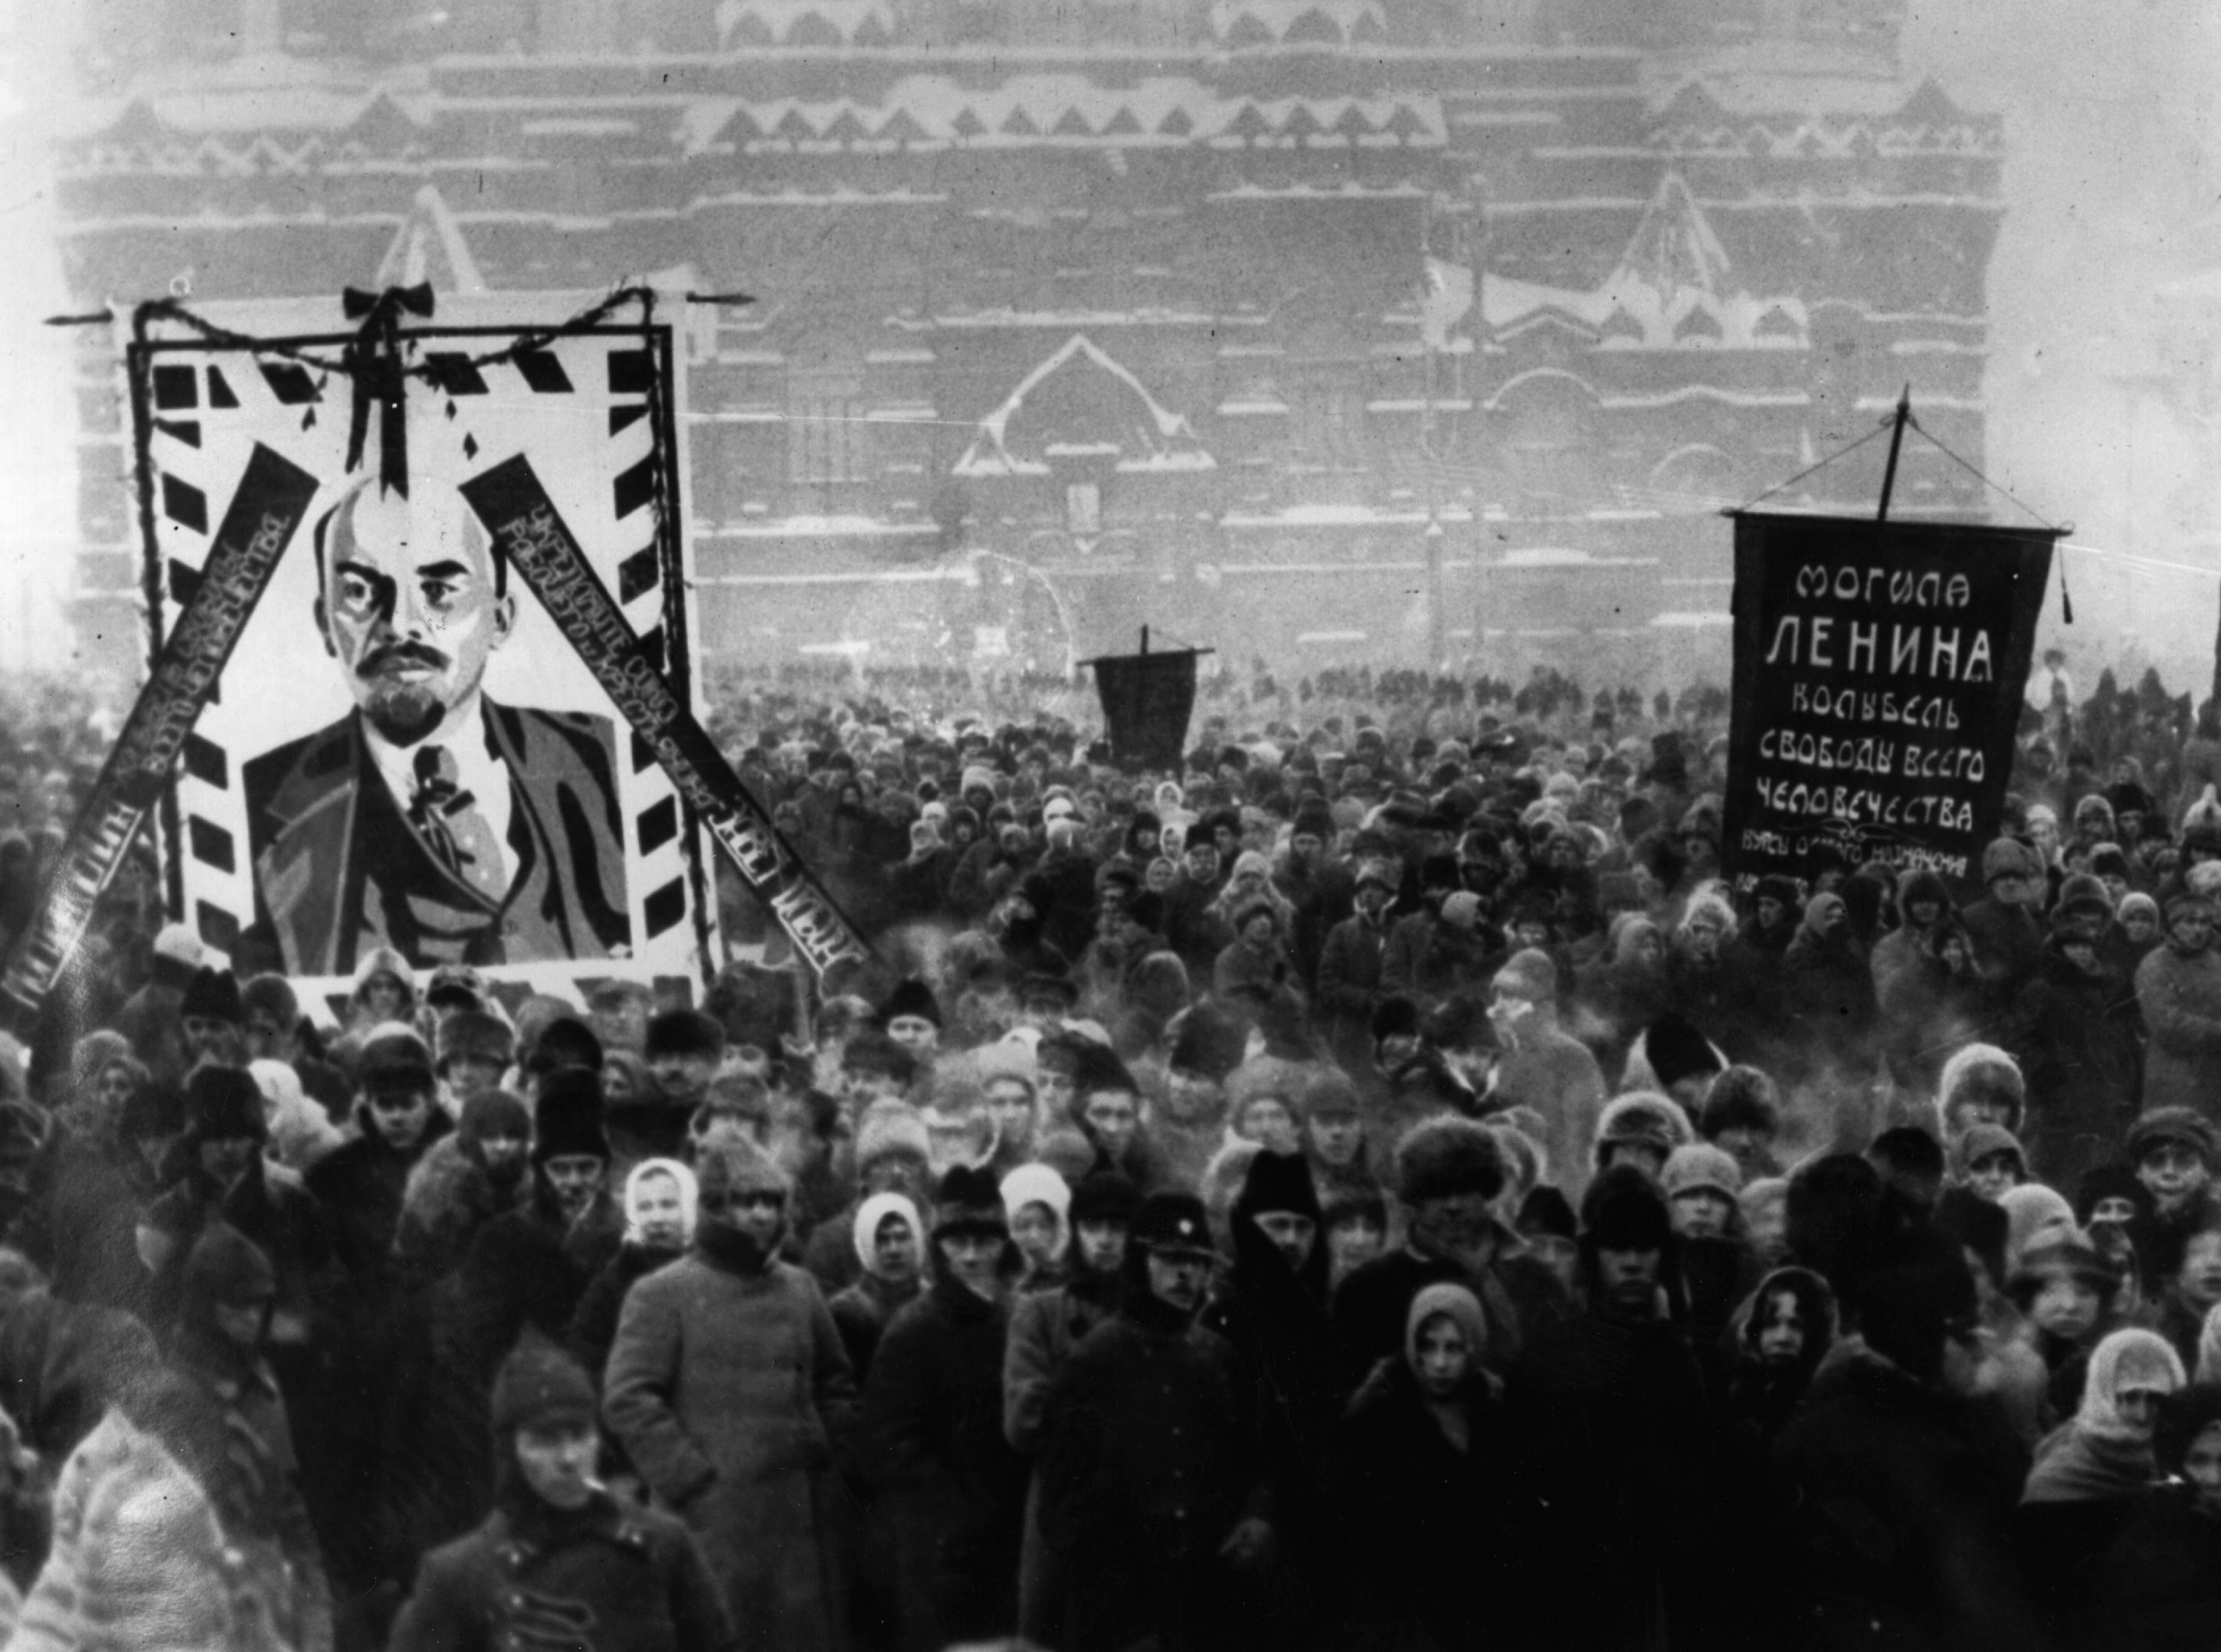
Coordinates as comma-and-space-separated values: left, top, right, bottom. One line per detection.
0, 1, 2214, 690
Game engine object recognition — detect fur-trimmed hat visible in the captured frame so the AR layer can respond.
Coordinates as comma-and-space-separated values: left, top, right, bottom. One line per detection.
1938, 1044, 2026, 1132
1070, 1168, 1142, 1228
1394, 1116, 1506, 1205
856, 1099, 933, 1173
532, 1069, 608, 1164
1371, 995, 1421, 1045
1594, 1092, 1694, 1165
436, 1011, 516, 1072
1301, 1069, 1363, 1121
179, 967, 243, 1025
1238, 1149, 1322, 1223
490, 1333, 599, 1437
695, 1131, 790, 1199
2127, 1106, 2219, 1169
359, 1022, 435, 1095
1661, 1142, 1741, 1203
1699, 1067, 1780, 1139
1981, 836, 2044, 886
1169, 1006, 1247, 1083
2056, 873, 2113, 919
932, 1164, 1007, 1240
644, 1008, 726, 1064
185, 1065, 267, 1144
1639, 1015, 1723, 1091
1581, 1163, 1674, 1252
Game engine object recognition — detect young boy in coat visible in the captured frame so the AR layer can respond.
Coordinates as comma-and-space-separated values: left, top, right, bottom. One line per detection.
389, 1335, 731, 1652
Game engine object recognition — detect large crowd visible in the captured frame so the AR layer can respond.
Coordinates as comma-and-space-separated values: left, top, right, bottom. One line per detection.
0, 657, 2218, 1650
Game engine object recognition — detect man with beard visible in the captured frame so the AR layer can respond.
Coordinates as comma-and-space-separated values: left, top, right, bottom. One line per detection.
1037, 1191, 1271, 1652
241, 475, 631, 976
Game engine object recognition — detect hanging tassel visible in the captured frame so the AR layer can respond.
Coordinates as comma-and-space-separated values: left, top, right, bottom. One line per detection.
339, 284, 434, 497
2059, 553, 2075, 625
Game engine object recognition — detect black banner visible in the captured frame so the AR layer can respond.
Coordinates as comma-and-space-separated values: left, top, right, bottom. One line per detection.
458, 455, 871, 980
1092, 649, 1199, 773
1722, 512, 2061, 896
0, 443, 319, 1031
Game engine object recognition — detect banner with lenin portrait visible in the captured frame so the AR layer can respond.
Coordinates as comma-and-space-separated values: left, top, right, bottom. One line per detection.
127, 288, 721, 1015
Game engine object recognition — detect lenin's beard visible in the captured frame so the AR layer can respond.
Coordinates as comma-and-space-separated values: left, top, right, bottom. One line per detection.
355, 644, 453, 746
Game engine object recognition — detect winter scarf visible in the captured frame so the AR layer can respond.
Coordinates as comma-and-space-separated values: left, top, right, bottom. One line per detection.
2023, 1328, 2184, 1504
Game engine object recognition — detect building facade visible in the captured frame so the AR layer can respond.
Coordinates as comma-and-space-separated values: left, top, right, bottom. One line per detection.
54, 0, 2001, 684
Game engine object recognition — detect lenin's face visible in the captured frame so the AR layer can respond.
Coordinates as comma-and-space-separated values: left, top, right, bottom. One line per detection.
317, 485, 516, 746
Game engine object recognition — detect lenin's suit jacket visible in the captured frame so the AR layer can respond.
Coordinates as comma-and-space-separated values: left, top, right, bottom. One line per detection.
240, 700, 634, 976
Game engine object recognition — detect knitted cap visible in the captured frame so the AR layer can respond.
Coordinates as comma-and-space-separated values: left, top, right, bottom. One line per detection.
490, 1334, 598, 1437
1661, 1142, 1741, 1203
1491, 948, 1556, 1005
359, 1022, 435, 1095
437, 1010, 516, 1070
2128, 1106, 2219, 1168
696, 1132, 790, 1199
182, 1221, 274, 1310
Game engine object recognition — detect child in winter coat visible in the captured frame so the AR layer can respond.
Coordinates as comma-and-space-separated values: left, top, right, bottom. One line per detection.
389, 1336, 731, 1652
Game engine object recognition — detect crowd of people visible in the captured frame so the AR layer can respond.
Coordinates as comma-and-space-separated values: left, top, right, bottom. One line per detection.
0, 657, 2219, 1650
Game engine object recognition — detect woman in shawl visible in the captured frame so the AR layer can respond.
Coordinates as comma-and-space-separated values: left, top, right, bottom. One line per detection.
2016, 1327, 2186, 1643
2088, 1382, 2221, 1652
1330, 1283, 1525, 1652
568, 1157, 698, 1386
824, 1191, 924, 1386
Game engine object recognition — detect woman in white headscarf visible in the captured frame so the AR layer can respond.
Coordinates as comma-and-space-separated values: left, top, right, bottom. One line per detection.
826, 1191, 925, 1385
568, 1157, 698, 1387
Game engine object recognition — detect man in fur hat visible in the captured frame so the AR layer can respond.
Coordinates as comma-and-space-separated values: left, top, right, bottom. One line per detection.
1331, 1115, 1567, 1391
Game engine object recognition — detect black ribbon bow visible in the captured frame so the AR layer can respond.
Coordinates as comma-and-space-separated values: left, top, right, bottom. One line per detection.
340, 284, 434, 497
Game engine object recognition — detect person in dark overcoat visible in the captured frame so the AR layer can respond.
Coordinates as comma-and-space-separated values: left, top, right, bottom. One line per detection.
388, 1336, 732, 1652
857, 1164, 1027, 1652
1037, 1190, 1271, 1652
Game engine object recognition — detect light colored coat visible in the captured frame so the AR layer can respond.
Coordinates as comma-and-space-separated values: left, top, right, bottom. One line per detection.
602, 1251, 857, 1652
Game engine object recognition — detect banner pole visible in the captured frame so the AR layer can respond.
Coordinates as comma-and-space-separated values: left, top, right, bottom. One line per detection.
1875, 385, 1911, 521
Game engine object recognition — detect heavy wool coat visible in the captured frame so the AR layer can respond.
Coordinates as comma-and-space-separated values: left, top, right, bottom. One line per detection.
858, 1273, 1028, 1652
2135, 942, 2221, 1123
602, 1250, 859, 1652
388, 1493, 732, 1652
